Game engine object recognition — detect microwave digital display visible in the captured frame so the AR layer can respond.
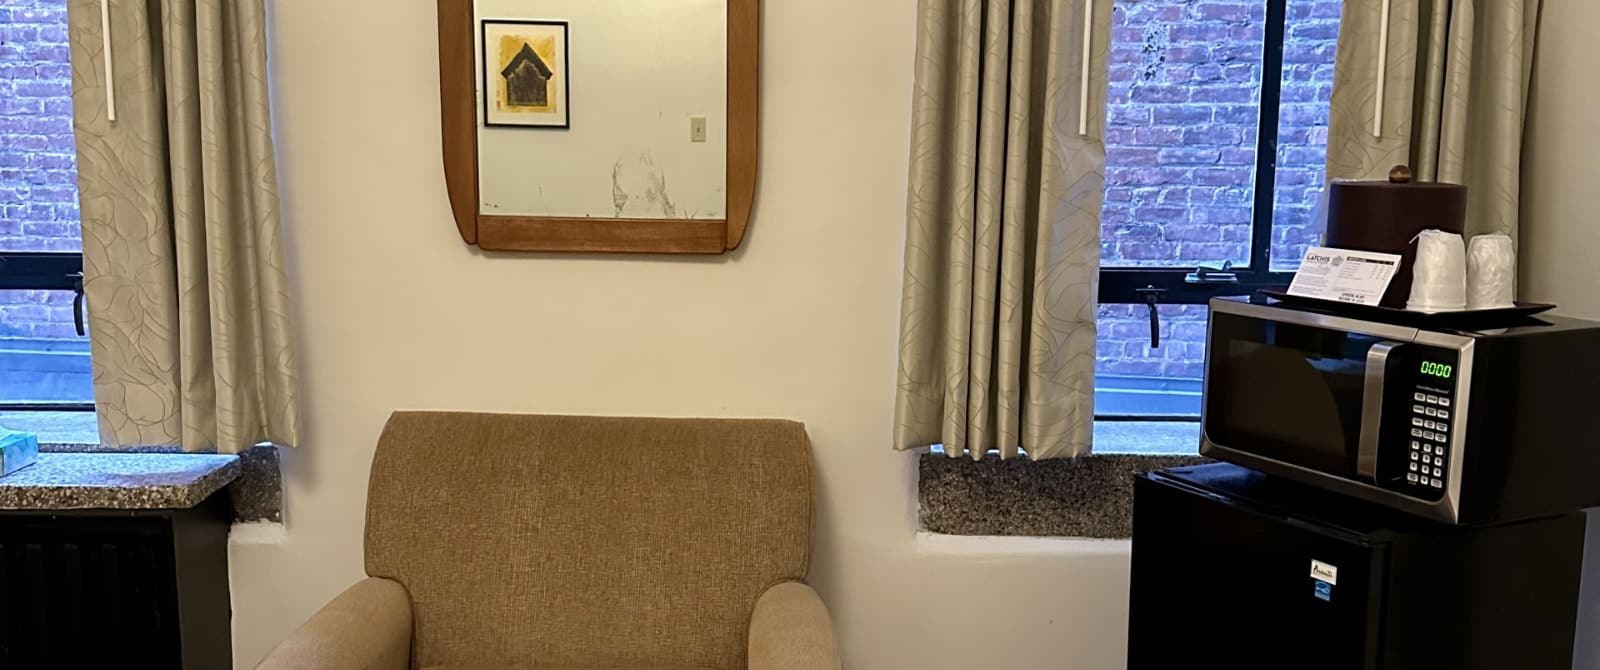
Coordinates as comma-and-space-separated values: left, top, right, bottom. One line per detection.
1420, 361, 1454, 379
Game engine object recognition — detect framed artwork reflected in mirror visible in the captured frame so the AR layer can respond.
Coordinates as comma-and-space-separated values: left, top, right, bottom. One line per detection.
482, 19, 570, 129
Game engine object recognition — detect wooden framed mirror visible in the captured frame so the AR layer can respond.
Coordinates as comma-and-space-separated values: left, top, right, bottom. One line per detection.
437, 0, 759, 254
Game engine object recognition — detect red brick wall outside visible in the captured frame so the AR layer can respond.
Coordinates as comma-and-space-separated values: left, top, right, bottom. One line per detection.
0, 0, 80, 341
1097, 0, 1341, 383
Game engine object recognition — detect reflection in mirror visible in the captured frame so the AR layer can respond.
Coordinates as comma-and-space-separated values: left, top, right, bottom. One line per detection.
475, 0, 729, 220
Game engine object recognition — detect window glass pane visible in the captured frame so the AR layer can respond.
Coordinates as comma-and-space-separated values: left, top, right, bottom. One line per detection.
1101, 0, 1265, 269
1094, 304, 1208, 418
0, 289, 90, 404
1094, 0, 1342, 423
0, 289, 95, 443
1270, 0, 1342, 271
1, 0, 82, 253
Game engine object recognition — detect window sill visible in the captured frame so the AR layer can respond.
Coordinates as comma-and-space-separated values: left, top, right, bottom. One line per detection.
919, 449, 1208, 539
9, 443, 286, 523
0, 452, 239, 510
0, 410, 98, 446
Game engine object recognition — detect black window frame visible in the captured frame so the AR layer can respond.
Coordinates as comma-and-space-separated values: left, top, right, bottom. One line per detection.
0, 251, 92, 413
1098, 0, 1297, 307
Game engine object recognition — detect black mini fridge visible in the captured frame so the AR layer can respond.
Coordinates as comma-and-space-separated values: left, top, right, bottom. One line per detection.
1128, 463, 1589, 670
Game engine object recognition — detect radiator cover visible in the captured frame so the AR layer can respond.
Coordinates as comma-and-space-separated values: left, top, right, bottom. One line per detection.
0, 495, 232, 669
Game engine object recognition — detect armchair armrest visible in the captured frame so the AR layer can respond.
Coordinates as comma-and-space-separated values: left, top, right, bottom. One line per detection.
749, 581, 841, 670
256, 577, 413, 670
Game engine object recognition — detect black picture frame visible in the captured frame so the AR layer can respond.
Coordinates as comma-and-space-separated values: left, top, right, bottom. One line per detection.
480, 19, 571, 129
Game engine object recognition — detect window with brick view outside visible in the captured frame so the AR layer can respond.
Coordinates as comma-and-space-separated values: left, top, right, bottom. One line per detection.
1, 0, 93, 434
1095, 0, 1340, 419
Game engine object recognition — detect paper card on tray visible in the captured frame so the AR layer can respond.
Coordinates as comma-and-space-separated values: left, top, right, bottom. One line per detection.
1287, 246, 1403, 307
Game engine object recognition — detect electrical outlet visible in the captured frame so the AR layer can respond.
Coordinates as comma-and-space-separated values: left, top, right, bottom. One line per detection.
690, 116, 707, 143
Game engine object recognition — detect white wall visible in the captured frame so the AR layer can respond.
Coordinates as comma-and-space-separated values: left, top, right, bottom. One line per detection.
1521, 1, 1600, 666
476, 0, 728, 219
233, 1, 1133, 669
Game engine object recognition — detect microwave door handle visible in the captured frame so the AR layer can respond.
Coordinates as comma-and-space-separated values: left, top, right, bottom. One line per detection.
1358, 341, 1403, 481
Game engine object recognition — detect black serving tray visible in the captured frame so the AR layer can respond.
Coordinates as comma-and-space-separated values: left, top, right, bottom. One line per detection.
1257, 289, 1556, 330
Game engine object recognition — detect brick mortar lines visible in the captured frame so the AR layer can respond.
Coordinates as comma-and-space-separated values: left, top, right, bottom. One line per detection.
1098, 0, 1340, 380
1, 0, 82, 340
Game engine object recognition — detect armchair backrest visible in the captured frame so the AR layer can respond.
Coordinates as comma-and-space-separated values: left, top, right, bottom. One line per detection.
364, 412, 814, 669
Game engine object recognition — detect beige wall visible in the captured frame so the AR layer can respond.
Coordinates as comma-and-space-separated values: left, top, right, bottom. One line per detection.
1522, 1, 1600, 667
232, 1, 1135, 668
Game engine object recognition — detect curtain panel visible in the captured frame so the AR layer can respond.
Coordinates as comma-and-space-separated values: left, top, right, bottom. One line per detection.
1327, 0, 1541, 240
894, 0, 1111, 460
67, 0, 300, 453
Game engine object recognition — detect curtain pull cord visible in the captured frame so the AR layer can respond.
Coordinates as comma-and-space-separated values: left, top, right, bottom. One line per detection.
100, 0, 117, 122
1078, 0, 1093, 136
1372, 0, 1391, 138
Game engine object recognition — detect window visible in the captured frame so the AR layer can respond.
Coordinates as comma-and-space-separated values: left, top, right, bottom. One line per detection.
0, 0, 95, 443
1094, 0, 1340, 425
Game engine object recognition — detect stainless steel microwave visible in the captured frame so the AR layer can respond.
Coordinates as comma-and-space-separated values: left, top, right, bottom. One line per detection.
1201, 297, 1600, 525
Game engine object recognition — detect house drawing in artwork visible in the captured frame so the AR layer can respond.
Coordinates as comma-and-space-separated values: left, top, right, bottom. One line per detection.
501, 43, 554, 107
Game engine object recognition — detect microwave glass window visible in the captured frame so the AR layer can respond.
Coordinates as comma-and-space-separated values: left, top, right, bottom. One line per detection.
1207, 316, 1381, 477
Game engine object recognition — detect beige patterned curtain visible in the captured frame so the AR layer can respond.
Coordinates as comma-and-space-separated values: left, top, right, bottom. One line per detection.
1327, 0, 1541, 240
67, 0, 300, 453
894, 0, 1109, 460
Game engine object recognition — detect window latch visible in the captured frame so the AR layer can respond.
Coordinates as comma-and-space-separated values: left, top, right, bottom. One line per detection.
1185, 261, 1239, 285
69, 272, 86, 337
1135, 285, 1166, 349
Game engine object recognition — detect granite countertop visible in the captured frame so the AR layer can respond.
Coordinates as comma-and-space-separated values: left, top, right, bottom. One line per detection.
0, 453, 241, 511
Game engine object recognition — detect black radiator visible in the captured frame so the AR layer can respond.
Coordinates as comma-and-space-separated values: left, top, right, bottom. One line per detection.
0, 495, 232, 669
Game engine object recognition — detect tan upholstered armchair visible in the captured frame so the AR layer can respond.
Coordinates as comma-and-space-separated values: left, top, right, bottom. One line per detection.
258, 413, 840, 670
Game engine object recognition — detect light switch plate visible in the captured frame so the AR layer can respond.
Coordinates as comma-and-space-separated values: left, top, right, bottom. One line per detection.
690, 116, 707, 143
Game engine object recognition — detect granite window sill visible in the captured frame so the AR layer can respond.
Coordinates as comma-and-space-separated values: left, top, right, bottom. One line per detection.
919, 451, 1209, 539
17, 443, 285, 523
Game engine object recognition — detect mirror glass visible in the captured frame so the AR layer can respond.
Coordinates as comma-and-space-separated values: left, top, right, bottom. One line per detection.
474, 0, 728, 220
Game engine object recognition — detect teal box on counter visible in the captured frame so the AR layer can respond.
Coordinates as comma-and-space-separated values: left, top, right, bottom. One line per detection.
0, 427, 39, 477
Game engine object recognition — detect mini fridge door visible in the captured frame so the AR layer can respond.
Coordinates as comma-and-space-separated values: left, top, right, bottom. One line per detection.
1128, 470, 1387, 670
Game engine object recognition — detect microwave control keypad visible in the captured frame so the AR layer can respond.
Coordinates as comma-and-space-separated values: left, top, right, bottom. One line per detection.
1407, 390, 1451, 489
